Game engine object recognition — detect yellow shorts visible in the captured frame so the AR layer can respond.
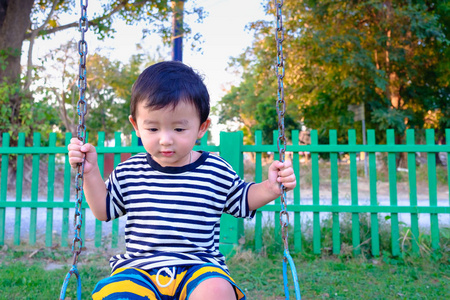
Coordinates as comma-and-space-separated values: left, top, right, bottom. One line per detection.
92, 264, 246, 300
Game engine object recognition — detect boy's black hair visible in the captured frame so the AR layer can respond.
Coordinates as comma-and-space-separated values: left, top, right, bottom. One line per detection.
130, 61, 210, 124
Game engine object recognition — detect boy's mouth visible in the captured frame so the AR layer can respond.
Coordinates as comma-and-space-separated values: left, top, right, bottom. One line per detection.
161, 151, 174, 157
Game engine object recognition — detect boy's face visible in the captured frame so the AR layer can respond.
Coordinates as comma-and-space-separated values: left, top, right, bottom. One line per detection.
129, 100, 210, 167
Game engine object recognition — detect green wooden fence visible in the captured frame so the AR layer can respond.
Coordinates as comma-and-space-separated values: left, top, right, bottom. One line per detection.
0, 129, 449, 256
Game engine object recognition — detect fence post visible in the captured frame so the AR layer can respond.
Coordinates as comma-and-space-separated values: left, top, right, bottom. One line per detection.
62, 132, 72, 247
14, 133, 25, 246
219, 131, 244, 256
111, 132, 121, 248
406, 129, 420, 254
426, 129, 440, 250
96, 132, 105, 248
329, 130, 340, 255
368, 130, 380, 256
30, 132, 41, 246
387, 129, 400, 256
447, 129, 450, 207
46, 132, 56, 247
254, 131, 263, 252
349, 129, 361, 256
292, 130, 302, 253
311, 130, 321, 254
0, 133, 10, 246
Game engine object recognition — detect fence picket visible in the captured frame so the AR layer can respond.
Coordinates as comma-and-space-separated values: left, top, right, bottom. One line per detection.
348, 130, 361, 255
329, 130, 340, 255
368, 130, 380, 256
96, 132, 105, 248
30, 132, 41, 245
447, 129, 450, 207
14, 133, 25, 245
426, 129, 440, 250
387, 129, 400, 256
310, 130, 321, 254
45, 133, 56, 247
406, 130, 420, 254
292, 130, 301, 253
0, 129, 449, 258
254, 131, 263, 252
131, 131, 139, 156
62, 132, 72, 247
112, 132, 121, 248
0, 133, 10, 245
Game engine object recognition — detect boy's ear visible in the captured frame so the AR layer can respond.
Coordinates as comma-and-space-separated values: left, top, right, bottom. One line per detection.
197, 118, 211, 139
128, 115, 140, 137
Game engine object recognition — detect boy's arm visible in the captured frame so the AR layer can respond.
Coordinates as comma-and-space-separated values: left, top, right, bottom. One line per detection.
82, 164, 108, 221
68, 138, 108, 221
247, 160, 296, 211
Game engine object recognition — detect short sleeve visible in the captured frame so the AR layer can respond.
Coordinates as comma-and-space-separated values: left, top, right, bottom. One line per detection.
224, 173, 256, 219
105, 170, 127, 222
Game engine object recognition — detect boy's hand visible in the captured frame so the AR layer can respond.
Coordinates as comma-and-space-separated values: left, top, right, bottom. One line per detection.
68, 138, 98, 175
267, 160, 296, 195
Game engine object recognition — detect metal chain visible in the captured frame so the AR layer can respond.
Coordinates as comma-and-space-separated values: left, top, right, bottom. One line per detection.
73, 0, 88, 267
60, 1, 88, 299
275, 1, 301, 299
275, 0, 289, 254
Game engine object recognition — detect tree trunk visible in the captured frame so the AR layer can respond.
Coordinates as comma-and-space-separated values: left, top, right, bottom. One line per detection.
0, 0, 34, 134
0, 0, 34, 81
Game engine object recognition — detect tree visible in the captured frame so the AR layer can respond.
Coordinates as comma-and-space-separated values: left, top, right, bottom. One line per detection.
38, 39, 161, 141
0, 0, 204, 138
82, 51, 160, 141
215, 49, 297, 144
218, 0, 450, 146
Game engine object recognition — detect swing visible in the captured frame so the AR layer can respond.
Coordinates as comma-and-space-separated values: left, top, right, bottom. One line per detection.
59, 1, 300, 299
59, 0, 88, 299
275, 1, 301, 298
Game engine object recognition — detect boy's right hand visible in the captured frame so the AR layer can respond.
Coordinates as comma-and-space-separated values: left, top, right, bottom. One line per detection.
68, 137, 98, 175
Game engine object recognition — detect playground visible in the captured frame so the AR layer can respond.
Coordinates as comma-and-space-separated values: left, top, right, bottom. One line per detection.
1, 0, 450, 299
1, 207, 449, 299
1, 132, 449, 298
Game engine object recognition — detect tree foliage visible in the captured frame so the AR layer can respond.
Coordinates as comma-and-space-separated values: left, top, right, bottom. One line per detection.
82, 52, 160, 141
0, 0, 204, 141
217, 0, 450, 144
215, 22, 298, 144
37, 39, 160, 142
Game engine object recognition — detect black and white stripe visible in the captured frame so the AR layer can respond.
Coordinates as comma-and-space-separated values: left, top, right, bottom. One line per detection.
104, 151, 255, 273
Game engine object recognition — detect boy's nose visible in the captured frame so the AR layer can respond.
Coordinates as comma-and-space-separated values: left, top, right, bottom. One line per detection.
159, 131, 173, 145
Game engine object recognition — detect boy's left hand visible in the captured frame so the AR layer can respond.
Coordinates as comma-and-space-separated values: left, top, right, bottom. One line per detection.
268, 160, 297, 195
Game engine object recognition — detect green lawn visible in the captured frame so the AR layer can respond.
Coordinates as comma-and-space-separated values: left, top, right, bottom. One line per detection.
229, 250, 450, 299
1, 246, 448, 299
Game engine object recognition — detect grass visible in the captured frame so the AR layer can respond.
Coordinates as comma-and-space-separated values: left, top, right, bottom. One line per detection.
229, 250, 450, 299
1, 155, 448, 298
1, 226, 449, 300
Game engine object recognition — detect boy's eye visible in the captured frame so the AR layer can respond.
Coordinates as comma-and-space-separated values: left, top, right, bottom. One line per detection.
175, 128, 185, 132
149, 128, 158, 132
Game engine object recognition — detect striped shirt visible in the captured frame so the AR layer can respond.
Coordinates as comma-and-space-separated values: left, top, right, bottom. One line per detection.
105, 151, 255, 273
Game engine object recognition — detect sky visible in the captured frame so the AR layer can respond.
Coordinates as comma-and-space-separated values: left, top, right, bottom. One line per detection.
31, 0, 273, 143
91, 0, 271, 100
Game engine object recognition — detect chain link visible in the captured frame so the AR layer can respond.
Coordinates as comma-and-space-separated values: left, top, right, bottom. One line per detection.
275, 2, 301, 299
60, 2, 88, 298
275, 0, 289, 252
73, 0, 89, 266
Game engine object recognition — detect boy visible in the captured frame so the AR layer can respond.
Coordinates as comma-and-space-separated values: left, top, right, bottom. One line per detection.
68, 61, 296, 300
